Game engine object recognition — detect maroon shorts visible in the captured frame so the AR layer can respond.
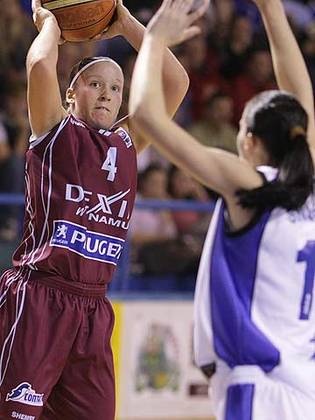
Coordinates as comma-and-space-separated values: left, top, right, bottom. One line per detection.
0, 268, 115, 420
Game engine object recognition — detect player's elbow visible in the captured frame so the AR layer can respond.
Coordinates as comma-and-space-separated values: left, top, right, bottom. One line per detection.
130, 103, 160, 132
130, 106, 151, 131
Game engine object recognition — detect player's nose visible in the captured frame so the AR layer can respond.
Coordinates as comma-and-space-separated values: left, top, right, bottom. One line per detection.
99, 86, 111, 101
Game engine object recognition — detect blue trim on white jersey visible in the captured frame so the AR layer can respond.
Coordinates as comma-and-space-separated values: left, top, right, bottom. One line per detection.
210, 203, 280, 371
225, 384, 254, 420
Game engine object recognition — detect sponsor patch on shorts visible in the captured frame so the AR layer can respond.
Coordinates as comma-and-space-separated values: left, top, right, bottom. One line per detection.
11, 411, 35, 420
6, 383, 43, 407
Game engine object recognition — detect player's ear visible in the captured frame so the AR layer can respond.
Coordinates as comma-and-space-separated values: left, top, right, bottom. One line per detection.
243, 131, 255, 153
66, 88, 75, 105
244, 132, 267, 163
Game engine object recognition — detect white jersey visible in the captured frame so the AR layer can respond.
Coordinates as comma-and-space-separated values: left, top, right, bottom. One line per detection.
194, 166, 315, 403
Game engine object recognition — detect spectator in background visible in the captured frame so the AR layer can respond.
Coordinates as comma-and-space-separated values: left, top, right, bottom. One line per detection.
2, 82, 29, 155
130, 164, 177, 251
0, 82, 27, 242
0, 120, 23, 241
220, 15, 254, 79
233, 0, 262, 29
0, 121, 20, 271
231, 48, 276, 122
167, 166, 211, 263
184, 35, 227, 120
167, 166, 213, 289
188, 91, 237, 153
129, 164, 205, 289
210, 0, 236, 50
0, 0, 36, 90
129, 164, 180, 288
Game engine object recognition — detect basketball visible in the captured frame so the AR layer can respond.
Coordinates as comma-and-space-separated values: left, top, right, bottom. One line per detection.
42, 0, 117, 42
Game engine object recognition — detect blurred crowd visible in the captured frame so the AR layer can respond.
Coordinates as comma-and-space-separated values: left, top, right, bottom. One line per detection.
1, 0, 315, 288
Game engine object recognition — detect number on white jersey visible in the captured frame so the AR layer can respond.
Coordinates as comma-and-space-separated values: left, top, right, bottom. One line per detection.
102, 147, 117, 182
297, 241, 315, 320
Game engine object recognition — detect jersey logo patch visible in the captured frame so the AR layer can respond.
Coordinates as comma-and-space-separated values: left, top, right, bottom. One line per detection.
65, 184, 131, 229
50, 220, 124, 265
6, 383, 44, 407
116, 128, 132, 148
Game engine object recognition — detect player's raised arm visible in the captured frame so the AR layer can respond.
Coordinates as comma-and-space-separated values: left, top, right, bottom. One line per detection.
97, 0, 190, 152
27, 0, 67, 138
129, 0, 262, 198
254, 0, 315, 154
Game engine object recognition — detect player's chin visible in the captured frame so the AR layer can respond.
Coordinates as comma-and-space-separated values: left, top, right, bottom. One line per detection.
91, 114, 113, 130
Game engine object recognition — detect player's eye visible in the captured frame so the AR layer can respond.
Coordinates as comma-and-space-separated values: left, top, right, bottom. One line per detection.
90, 81, 101, 88
112, 85, 120, 92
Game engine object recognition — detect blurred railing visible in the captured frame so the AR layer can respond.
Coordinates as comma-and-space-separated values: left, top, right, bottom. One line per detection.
0, 194, 25, 205
0, 194, 216, 211
0, 193, 215, 293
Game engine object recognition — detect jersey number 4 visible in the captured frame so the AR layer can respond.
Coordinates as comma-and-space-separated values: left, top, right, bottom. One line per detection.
297, 241, 315, 320
102, 147, 117, 182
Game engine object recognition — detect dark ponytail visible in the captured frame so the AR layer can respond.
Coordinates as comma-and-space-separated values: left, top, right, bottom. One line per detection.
237, 91, 314, 211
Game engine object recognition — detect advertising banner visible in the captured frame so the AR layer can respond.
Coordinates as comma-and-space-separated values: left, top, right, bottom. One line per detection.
112, 300, 213, 420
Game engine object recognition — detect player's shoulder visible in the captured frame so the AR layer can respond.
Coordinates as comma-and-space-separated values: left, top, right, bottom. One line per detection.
110, 114, 149, 154
112, 126, 133, 149
29, 114, 71, 149
108, 115, 134, 149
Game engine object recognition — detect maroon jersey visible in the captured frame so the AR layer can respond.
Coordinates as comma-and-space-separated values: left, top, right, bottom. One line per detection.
13, 115, 137, 284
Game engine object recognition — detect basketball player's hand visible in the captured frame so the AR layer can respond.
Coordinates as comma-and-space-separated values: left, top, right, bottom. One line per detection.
147, 0, 210, 47
32, 0, 65, 44
92, 0, 130, 40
